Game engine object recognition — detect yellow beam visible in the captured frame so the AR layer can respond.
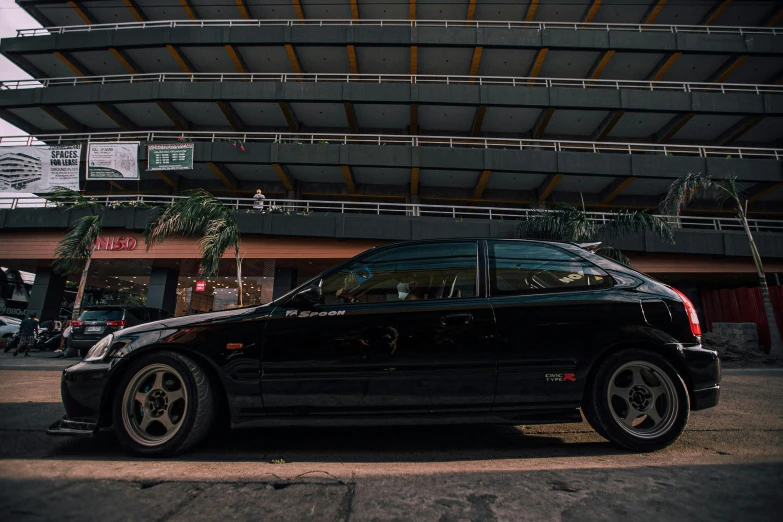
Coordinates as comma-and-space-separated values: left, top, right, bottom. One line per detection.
107, 180, 127, 192
411, 167, 419, 195
278, 102, 299, 132
594, 110, 626, 141
471, 105, 486, 137
533, 108, 555, 139
122, 0, 145, 22
466, 0, 477, 21
235, 0, 250, 20
166, 45, 191, 73
350, 0, 359, 19
285, 44, 303, 75
589, 50, 615, 80
644, 0, 667, 24
765, 5, 783, 26
225, 44, 246, 73
153, 171, 178, 189
409, 0, 416, 20
719, 115, 765, 145
582, 0, 602, 23
713, 55, 748, 83
217, 101, 245, 131
344, 102, 358, 133
703, 0, 732, 26
206, 161, 238, 191
469, 46, 483, 76
526, 0, 539, 21
748, 183, 782, 204
54, 52, 86, 76
410, 45, 418, 75
272, 163, 295, 192
538, 173, 563, 202
178, 0, 197, 20
658, 113, 695, 143
292, 0, 304, 20
109, 48, 137, 74
156, 101, 187, 130
472, 170, 491, 200
347, 45, 358, 74
341, 165, 356, 194
649, 52, 681, 81
529, 48, 548, 78
601, 177, 636, 205
68, 1, 92, 25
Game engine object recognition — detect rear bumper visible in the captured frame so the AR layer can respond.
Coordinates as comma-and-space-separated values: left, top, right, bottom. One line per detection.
680, 344, 721, 411
47, 417, 98, 436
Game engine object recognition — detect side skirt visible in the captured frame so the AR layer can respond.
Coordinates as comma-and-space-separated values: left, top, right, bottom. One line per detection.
231, 408, 583, 429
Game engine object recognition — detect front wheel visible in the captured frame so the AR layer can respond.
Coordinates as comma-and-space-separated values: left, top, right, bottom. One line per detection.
112, 351, 215, 457
583, 349, 690, 452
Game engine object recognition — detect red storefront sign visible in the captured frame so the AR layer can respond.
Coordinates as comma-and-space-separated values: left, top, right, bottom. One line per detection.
195, 280, 206, 293
94, 236, 138, 251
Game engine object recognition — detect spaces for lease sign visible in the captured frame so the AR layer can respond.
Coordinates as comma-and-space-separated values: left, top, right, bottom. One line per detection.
147, 143, 194, 171
86, 142, 139, 180
0, 145, 81, 192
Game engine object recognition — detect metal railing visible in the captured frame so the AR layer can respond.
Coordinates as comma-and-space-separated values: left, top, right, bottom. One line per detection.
2, 72, 781, 95
1, 194, 781, 234
0, 131, 780, 159
15, 19, 782, 37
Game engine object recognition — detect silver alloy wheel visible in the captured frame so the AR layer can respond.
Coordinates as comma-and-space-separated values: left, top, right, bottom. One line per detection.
607, 361, 678, 439
121, 363, 188, 447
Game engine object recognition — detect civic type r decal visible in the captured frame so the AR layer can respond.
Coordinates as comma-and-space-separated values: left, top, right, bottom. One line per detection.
285, 310, 346, 318
546, 373, 576, 382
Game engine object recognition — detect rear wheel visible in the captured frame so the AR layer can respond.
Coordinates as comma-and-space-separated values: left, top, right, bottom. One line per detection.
584, 349, 689, 452
112, 351, 214, 457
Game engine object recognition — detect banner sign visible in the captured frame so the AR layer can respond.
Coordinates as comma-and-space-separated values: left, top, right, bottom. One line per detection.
94, 236, 138, 251
87, 142, 139, 180
147, 143, 194, 171
0, 145, 81, 192
195, 281, 206, 293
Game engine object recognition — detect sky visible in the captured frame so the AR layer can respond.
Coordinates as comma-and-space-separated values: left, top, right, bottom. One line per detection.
0, 0, 42, 137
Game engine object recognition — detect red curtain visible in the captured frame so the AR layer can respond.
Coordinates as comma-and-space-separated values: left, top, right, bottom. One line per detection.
699, 284, 783, 352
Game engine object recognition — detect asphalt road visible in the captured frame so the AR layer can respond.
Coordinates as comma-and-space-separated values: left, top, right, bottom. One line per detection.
0, 352, 781, 521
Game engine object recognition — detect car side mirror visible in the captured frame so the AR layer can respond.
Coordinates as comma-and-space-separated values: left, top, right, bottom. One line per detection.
290, 281, 323, 308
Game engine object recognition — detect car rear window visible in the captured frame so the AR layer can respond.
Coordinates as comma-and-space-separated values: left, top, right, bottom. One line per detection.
80, 309, 124, 321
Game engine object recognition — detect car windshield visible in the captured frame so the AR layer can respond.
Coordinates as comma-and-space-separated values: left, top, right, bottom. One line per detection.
80, 309, 124, 321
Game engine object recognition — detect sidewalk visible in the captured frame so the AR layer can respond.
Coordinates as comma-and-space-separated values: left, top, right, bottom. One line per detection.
0, 350, 78, 371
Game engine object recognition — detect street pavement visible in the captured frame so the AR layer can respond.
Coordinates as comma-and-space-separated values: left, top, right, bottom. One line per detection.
0, 351, 781, 521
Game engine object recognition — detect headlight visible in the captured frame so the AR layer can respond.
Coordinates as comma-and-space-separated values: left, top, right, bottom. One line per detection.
84, 334, 114, 362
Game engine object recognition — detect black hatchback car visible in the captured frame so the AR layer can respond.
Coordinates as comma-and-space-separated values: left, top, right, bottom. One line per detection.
49, 239, 720, 457
69, 306, 171, 354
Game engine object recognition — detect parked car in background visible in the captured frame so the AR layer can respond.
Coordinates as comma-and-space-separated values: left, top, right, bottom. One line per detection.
68, 306, 171, 356
0, 315, 20, 339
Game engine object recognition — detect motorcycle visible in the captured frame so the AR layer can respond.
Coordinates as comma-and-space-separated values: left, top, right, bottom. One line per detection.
2, 322, 63, 353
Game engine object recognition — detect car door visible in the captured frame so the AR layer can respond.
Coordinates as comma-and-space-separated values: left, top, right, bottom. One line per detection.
487, 240, 615, 410
261, 241, 498, 415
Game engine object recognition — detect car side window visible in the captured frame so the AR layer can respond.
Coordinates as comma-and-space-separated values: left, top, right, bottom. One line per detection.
320, 242, 478, 305
489, 241, 611, 296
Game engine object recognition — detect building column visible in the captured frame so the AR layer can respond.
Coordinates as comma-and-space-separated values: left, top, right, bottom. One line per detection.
146, 267, 179, 314
272, 267, 298, 299
27, 267, 67, 322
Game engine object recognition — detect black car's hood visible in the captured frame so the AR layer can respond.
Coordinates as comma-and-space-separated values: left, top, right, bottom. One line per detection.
117, 304, 274, 336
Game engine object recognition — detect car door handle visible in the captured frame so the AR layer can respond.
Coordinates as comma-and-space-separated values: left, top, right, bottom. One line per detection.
441, 313, 473, 327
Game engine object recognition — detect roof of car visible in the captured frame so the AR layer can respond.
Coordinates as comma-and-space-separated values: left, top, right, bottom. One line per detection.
83, 305, 163, 310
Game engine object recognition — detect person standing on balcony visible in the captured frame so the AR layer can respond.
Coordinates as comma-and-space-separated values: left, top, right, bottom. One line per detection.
253, 189, 266, 210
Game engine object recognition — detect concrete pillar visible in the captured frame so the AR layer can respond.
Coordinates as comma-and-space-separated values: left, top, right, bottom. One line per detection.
146, 267, 179, 314
27, 267, 67, 322
272, 267, 298, 299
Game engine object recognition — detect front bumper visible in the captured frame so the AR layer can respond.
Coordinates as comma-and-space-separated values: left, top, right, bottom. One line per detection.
56, 359, 115, 428
681, 344, 721, 411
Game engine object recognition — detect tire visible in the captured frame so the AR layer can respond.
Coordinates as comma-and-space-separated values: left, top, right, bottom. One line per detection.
112, 351, 215, 457
583, 349, 690, 452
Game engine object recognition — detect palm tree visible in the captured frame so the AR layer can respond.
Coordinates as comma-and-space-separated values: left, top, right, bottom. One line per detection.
515, 199, 674, 265
46, 187, 103, 320
660, 173, 783, 357
145, 189, 245, 307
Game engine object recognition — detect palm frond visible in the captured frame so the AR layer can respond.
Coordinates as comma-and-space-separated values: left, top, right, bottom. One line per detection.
197, 216, 240, 276
53, 213, 102, 275
145, 189, 231, 249
595, 246, 631, 266
658, 172, 731, 216
515, 204, 597, 242
42, 187, 99, 213
0, 268, 27, 300
600, 210, 674, 244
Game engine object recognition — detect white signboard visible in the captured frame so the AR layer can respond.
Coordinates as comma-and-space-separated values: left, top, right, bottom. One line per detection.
87, 142, 139, 180
0, 145, 81, 192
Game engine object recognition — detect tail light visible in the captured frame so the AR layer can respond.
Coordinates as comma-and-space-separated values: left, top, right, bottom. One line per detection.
105, 320, 127, 328
672, 288, 701, 336
71, 320, 84, 327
